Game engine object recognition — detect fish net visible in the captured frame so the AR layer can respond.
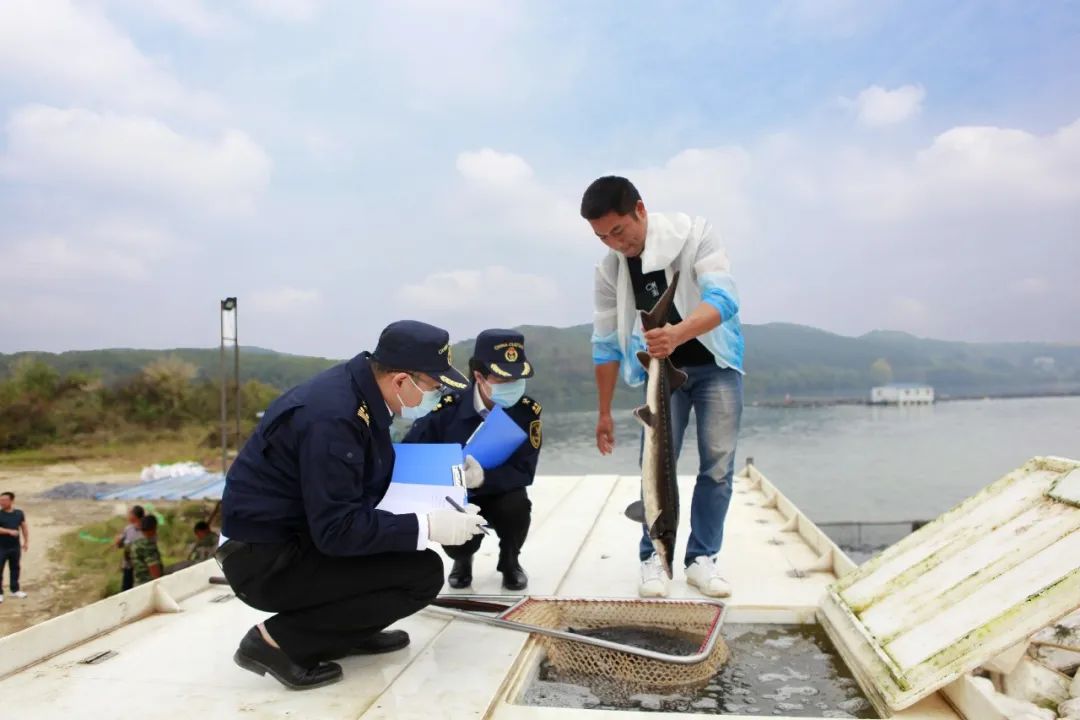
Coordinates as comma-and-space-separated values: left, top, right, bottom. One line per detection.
503, 597, 729, 692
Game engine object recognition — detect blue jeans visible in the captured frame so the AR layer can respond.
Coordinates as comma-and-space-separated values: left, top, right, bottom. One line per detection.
638, 364, 743, 566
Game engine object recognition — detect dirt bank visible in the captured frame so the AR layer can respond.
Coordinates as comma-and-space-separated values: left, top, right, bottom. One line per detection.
0, 463, 135, 637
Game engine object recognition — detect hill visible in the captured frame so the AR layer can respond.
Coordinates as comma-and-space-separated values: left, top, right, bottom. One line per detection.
3, 323, 1079, 411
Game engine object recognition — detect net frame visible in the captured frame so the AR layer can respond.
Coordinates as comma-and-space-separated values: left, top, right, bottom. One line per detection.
500, 596, 729, 691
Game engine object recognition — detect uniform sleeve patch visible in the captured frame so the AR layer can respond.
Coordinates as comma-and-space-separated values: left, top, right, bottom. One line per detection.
529, 420, 542, 449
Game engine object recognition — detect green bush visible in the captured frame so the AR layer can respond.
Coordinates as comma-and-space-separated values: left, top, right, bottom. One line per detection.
0, 355, 282, 452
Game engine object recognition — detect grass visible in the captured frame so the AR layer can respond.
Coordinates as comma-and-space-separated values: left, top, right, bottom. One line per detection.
0, 425, 226, 471
50, 500, 218, 602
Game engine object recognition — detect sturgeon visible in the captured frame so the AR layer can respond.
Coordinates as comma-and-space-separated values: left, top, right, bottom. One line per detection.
625, 270, 687, 579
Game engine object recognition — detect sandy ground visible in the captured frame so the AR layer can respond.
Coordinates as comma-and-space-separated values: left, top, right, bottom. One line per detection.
0, 463, 135, 638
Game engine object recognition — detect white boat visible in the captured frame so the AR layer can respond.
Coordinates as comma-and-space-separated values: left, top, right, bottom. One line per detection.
1, 457, 1077, 719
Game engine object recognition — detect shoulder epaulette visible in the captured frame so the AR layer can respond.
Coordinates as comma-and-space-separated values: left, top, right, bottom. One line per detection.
432, 393, 456, 412
519, 395, 542, 416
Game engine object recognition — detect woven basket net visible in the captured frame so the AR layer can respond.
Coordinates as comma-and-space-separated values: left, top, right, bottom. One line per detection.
503, 598, 729, 692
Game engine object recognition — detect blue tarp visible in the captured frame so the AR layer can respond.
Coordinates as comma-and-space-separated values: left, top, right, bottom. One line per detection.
96, 472, 226, 501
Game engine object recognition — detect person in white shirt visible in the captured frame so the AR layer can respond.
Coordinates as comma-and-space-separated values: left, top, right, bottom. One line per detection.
583, 175, 745, 599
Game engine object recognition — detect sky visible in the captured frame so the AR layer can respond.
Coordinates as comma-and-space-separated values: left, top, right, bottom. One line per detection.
0, 0, 1078, 358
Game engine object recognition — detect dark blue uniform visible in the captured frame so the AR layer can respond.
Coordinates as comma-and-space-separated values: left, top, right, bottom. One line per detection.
217, 324, 468, 671
403, 327, 542, 590
223, 353, 419, 555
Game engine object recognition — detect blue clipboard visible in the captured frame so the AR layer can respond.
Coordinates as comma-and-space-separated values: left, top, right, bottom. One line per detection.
463, 405, 527, 469
390, 443, 463, 485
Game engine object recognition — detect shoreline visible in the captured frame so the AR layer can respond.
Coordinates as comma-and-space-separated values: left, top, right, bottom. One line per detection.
748, 388, 1080, 408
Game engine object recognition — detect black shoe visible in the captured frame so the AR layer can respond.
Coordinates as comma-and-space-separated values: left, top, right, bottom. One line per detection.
348, 629, 410, 655
448, 557, 472, 588
234, 626, 343, 690
501, 563, 528, 591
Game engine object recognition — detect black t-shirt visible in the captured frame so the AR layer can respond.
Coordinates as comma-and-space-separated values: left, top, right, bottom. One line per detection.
626, 257, 713, 367
0, 509, 24, 549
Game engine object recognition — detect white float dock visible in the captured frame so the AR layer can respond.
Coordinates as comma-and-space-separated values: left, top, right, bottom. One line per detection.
2, 458, 1078, 720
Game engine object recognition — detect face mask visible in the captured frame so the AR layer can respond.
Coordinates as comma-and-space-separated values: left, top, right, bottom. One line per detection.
484, 378, 526, 408
399, 375, 441, 420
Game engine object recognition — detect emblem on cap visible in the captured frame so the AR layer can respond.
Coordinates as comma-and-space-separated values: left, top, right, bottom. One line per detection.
504, 347, 519, 362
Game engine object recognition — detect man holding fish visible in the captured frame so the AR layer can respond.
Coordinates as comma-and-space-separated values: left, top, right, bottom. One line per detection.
582, 175, 744, 599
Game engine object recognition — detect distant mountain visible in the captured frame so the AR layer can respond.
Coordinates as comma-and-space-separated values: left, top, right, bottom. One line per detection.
0, 347, 339, 394
3, 324, 1078, 411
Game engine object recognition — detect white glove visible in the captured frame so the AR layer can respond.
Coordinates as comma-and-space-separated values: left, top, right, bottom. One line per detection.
427, 505, 486, 546
462, 454, 485, 490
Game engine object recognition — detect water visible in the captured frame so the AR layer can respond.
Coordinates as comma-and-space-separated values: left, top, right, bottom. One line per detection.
536, 396, 1080, 524
566, 625, 702, 656
527, 623, 877, 717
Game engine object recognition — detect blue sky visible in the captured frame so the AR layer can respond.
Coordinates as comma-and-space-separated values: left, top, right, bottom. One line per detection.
1, 0, 1078, 357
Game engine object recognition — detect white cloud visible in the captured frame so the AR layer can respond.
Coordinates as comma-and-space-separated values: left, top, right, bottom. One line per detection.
1, 105, 272, 214
0, 235, 146, 282
112, 0, 228, 36
396, 266, 565, 330
911, 122, 1080, 208
106, 0, 322, 35
0, 0, 216, 115
850, 84, 925, 127
446, 147, 587, 254
524, 114, 1079, 341
0, 219, 173, 283
456, 149, 534, 186
618, 146, 756, 254
243, 0, 324, 21
428, 112, 1080, 342
249, 287, 323, 314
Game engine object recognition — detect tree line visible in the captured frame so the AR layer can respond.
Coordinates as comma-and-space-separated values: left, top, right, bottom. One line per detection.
0, 356, 279, 452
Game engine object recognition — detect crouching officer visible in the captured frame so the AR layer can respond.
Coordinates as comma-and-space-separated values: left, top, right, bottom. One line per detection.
403, 329, 542, 591
218, 320, 487, 690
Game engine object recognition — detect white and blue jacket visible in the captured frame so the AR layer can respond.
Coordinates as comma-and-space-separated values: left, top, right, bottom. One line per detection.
591, 212, 744, 387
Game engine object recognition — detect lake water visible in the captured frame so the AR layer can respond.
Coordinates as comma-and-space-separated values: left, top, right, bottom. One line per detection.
535, 396, 1080, 524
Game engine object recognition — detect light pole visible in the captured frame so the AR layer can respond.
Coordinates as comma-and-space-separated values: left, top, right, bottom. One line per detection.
219, 297, 239, 475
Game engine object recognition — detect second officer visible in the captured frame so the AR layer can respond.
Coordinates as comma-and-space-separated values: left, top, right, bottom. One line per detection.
403, 329, 542, 591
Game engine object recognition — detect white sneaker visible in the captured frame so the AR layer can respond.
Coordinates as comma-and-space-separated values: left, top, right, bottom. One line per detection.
685, 556, 732, 598
12, 591, 27, 599
0, 594, 4, 603
638, 554, 670, 598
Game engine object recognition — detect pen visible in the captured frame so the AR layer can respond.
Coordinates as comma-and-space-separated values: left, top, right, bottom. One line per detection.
445, 495, 490, 535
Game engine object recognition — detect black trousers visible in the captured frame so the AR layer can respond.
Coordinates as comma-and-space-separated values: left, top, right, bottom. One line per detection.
0, 547, 20, 593
220, 535, 443, 665
121, 567, 134, 591
444, 488, 531, 571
